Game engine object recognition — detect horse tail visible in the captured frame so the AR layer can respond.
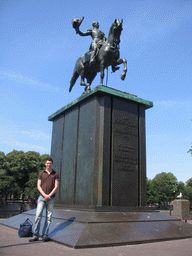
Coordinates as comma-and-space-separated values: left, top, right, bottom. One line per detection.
69, 68, 79, 92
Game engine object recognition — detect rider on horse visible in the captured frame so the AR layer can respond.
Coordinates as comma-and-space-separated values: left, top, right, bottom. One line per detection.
70, 18, 127, 93
73, 18, 106, 65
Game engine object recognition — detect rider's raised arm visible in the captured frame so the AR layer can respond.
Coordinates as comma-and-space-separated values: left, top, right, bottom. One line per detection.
76, 28, 92, 37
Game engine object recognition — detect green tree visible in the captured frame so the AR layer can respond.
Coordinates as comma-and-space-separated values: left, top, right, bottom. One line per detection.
184, 178, 192, 203
5, 150, 28, 198
0, 151, 5, 171
4, 150, 50, 200
0, 150, 50, 201
24, 172, 39, 200
0, 151, 20, 201
176, 181, 185, 196
24, 151, 41, 173
152, 172, 178, 205
146, 178, 156, 205
0, 170, 20, 201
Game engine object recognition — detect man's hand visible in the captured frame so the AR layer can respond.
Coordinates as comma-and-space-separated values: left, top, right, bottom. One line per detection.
75, 27, 80, 34
43, 195, 51, 201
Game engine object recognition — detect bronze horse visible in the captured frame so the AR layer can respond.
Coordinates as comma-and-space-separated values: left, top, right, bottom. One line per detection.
69, 19, 127, 92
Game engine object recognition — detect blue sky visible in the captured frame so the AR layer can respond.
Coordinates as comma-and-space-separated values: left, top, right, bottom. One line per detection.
0, 0, 191, 183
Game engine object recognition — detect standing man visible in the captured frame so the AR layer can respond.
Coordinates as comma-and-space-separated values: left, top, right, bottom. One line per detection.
29, 157, 59, 242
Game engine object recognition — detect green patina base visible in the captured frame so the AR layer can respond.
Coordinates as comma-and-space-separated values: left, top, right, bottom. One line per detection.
48, 85, 153, 121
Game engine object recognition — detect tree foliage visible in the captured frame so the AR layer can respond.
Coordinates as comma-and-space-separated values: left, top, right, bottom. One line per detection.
146, 178, 156, 205
0, 150, 50, 201
0, 170, 19, 200
147, 172, 192, 205
147, 172, 178, 205
0, 152, 5, 169
184, 178, 192, 203
152, 172, 178, 204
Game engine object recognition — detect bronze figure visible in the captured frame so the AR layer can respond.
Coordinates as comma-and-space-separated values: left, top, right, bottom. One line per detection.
70, 18, 127, 93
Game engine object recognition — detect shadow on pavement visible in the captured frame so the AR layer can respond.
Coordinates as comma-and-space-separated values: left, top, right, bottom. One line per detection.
0, 241, 44, 249
49, 217, 76, 237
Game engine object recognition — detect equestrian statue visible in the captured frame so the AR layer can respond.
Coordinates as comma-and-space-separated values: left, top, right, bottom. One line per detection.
69, 17, 127, 93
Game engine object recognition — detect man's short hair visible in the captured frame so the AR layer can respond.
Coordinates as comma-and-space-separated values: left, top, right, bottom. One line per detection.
45, 157, 53, 163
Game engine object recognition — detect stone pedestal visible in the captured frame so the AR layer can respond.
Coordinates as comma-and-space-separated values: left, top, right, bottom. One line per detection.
48, 86, 153, 207
172, 199, 190, 219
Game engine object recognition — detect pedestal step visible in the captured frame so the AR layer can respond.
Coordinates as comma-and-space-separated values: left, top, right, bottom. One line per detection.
1, 208, 192, 248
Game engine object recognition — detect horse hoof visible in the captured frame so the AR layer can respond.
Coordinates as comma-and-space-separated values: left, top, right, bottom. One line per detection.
83, 84, 91, 93
86, 87, 91, 92
120, 73, 126, 80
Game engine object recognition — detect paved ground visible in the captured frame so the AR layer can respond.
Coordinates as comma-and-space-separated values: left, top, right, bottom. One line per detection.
1, 220, 192, 256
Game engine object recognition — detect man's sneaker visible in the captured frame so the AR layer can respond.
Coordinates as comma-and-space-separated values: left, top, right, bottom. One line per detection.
42, 236, 51, 242
29, 237, 39, 242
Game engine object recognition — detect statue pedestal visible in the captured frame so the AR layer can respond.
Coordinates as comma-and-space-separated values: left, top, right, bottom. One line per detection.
172, 199, 190, 219
48, 86, 153, 207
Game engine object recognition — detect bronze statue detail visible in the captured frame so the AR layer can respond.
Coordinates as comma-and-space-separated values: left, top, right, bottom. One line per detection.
70, 18, 127, 93
74, 18, 106, 65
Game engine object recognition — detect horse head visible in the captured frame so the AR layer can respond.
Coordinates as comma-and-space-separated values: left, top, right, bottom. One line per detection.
108, 19, 123, 46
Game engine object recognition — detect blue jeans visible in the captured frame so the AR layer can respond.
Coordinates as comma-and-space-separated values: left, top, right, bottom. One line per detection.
33, 195, 55, 238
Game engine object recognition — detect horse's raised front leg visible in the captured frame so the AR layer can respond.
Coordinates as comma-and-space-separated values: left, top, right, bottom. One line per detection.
100, 60, 105, 86
116, 58, 127, 80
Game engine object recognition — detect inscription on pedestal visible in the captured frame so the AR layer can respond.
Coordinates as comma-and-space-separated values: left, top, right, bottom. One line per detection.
111, 98, 138, 206
113, 117, 138, 173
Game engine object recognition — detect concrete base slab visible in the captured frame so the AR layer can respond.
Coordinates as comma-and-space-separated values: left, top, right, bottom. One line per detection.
1, 208, 192, 248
